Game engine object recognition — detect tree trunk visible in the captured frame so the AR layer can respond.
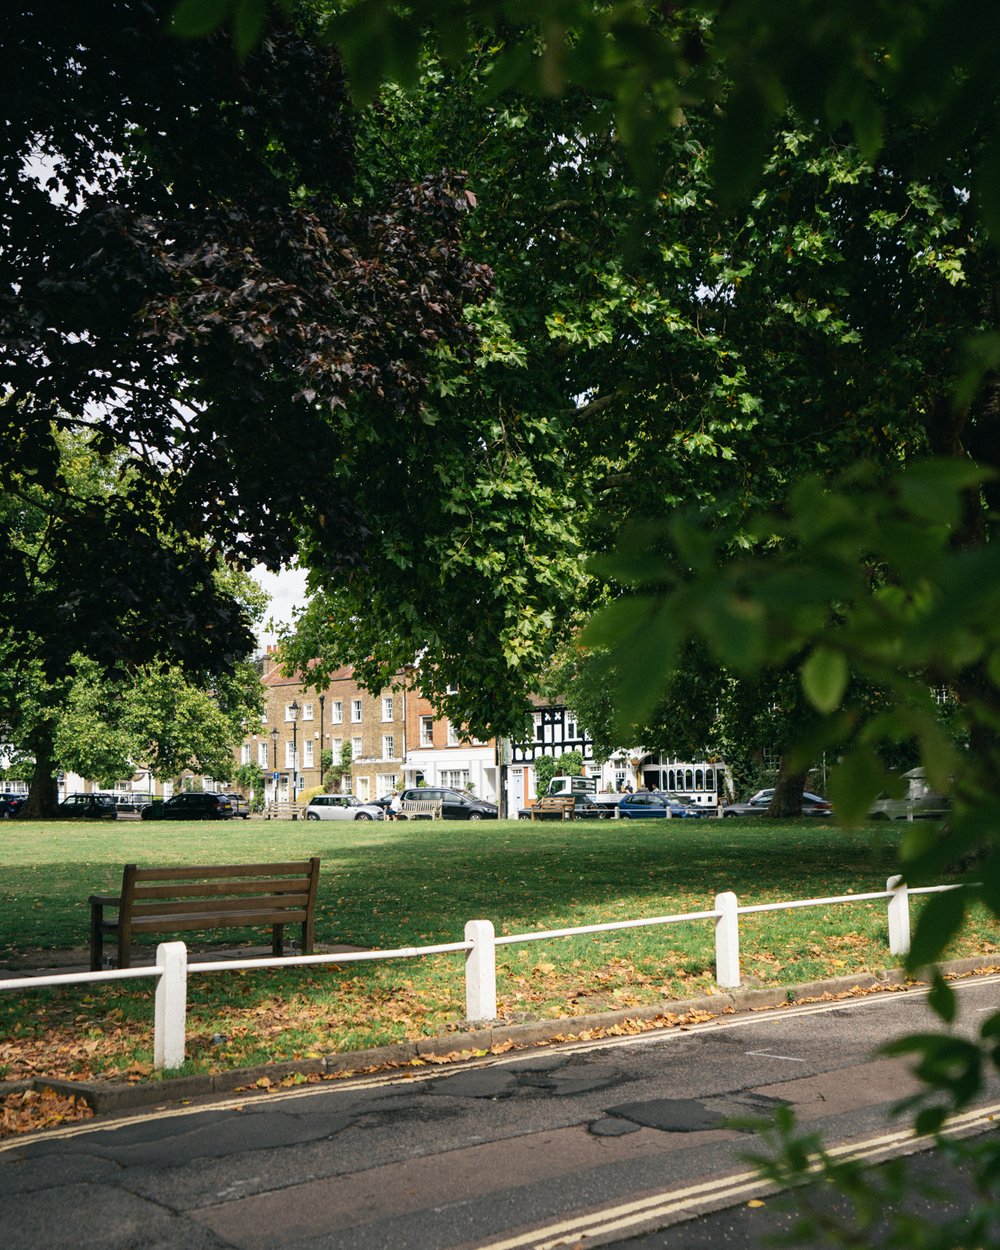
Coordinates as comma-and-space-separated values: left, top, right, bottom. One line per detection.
769, 761, 807, 817
19, 730, 60, 818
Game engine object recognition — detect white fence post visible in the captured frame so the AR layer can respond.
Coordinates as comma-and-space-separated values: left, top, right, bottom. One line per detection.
154, 941, 188, 1070
465, 919, 497, 1022
715, 891, 740, 988
887, 875, 910, 957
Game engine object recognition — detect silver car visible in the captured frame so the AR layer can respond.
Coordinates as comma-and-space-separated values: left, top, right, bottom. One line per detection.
305, 795, 384, 821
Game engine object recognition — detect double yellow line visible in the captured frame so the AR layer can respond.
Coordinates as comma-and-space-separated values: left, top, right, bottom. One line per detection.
473, 1101, 1000, 1250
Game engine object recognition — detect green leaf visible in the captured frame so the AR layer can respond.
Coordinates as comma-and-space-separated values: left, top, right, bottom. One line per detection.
907, 887, 965, 970
800, 647, 848, 713
926, 971, 956, 1024
170, 0, 232, 38
828, 749, 890, 827
232, 0, 267, 59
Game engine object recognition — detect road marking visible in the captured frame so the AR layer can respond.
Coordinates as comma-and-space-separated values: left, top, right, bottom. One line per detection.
470, 1101, 1000, 1250
745, 1050, 806, 1062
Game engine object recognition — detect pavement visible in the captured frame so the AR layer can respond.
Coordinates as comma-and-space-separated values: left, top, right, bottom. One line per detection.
3, 945, 998, 1122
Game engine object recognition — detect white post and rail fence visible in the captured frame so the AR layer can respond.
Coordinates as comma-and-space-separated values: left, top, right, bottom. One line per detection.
0, 875, 954, 1071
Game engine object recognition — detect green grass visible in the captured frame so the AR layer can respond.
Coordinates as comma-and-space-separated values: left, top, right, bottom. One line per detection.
1, 816, 997, 1083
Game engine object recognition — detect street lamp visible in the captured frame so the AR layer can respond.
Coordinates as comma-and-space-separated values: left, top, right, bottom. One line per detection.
271, 728, 278, 802
289, 700, 299, 803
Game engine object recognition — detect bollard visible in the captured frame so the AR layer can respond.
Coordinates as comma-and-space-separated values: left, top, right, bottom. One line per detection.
154, 941, 188, 1070
887, 874, 910, 957
464, 919, 497, 1022
715, 891, 740, 988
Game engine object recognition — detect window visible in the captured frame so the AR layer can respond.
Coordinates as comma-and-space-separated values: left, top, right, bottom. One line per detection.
241, 743, 251, 765
441, 769, 469, 791
284, 704, 297, 722
258, 741, 268, 768
378, 774, 398, 795
303, 740, 314, 767
566, 716, 578, 740
331, 700, 343, 724
381, 696, 393, 721
447, 721, 460, 746
382, 735, 394, 761
351, 699, 362, 723
534, 713, 543, 741
331, 736, 342, 759
351, 736, 363, 756
302, 702, 314, 721
419, 716, 434, 747
285, 742, 295, 768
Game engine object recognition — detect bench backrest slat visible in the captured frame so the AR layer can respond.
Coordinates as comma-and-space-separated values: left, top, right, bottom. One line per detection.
131, 878, 313, 901
130, 861, 314, 881
129, 894, 313, 918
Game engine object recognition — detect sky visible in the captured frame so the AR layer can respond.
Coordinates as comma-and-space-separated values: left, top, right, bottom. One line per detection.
252, 565, 309, 651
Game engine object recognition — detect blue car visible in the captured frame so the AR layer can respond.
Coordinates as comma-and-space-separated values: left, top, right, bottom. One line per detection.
617, 791, 704, 819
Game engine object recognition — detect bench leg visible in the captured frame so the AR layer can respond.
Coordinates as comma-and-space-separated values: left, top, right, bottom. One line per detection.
272, 924, 284, 957
301, 916, 314, 956
89, 906, 103, 972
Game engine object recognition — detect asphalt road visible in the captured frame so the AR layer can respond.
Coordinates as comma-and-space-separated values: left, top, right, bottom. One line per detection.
3, 974, 1000, 1250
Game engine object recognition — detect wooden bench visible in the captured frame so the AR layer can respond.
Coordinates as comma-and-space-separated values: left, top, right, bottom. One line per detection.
89, 859, 321, 970
398, 798, 443, 820
264, 801, 307, 820
530, 795, 577, 820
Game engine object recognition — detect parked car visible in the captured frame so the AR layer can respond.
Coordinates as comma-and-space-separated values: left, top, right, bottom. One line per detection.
517, 793, 611, 820
114, 793, 153, 814
305, 795, 385, 821
394, 788, 498, 821
57, 793, 118, 819
223, 793, 252, 820
0, 793, 26, 818
617, 791, 705, 819
868, 768, 950, 820
140, 792, 235, 820
723, 790, 833, 817
369, 795, 397, 817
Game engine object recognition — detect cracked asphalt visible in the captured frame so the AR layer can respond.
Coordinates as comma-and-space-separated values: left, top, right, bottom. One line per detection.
3, 973, 1000, 1250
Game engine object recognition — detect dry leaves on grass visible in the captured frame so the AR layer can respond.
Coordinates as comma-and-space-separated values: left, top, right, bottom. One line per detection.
2, 1087, 93, 1137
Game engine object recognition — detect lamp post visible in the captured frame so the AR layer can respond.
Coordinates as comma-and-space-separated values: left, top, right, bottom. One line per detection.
319, 694, 325, 786
289, 700, 299, 803
271, 728, 278, 802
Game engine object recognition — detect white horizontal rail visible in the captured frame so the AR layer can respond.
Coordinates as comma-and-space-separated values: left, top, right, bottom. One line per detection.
0, 878, 971, 1070
495, 910, 720, 946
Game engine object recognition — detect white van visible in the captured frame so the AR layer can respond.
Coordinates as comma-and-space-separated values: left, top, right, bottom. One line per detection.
868, 768, 950, 821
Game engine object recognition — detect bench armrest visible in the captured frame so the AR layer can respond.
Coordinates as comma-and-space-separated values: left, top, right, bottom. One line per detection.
88, 894, 121, 907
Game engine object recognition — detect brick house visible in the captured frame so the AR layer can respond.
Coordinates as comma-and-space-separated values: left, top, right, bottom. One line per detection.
243, 650, 407, 803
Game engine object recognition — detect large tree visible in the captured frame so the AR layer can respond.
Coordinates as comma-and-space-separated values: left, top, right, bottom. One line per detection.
2, 1, 489, 805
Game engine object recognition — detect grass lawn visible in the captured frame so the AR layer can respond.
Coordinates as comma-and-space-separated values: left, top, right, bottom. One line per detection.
1, 815, 997, 1085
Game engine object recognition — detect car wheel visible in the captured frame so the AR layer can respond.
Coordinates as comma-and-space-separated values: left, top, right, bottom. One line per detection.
306, 812, 320, 820
468, 812, 483, 821
870, 811, 889, 821
722, 811, 737, 818
355, 812, 372, 820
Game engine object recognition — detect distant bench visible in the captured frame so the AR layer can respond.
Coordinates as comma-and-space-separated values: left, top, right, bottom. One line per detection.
264, 801, 307, 820
531, 795, 577, 820
89, 859, 321, 970
398, 798, 443, 820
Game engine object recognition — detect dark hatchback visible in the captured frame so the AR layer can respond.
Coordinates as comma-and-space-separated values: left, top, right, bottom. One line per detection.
0, 793, 26, 818
617, 791, 705, 819
141, 792, 235, 820
57, 793, 118, 820
397, 788, 498, 820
